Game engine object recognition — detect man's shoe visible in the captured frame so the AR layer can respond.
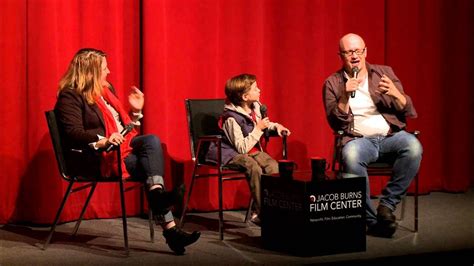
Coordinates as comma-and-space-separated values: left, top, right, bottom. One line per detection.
367, 221, 397, 238
377, 205, 396, 223
148, 185, 185, 215
163, 226, 201, 255
250, 214, 261, 227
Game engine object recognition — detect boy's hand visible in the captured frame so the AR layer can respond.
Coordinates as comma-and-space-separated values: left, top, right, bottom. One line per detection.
256, 117, 270, 131
276, 125, 291, 136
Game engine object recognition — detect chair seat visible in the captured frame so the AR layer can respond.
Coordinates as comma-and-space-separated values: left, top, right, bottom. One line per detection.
74, 176, 120, 182
198, 160, 246, 172
367, 162, 393, 169
222, 164, 247, 172
367, 162, 394, 176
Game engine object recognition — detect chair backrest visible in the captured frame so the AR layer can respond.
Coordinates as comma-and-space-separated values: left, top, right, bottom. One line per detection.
185, 99, 225, 160
45, 110, 69, 179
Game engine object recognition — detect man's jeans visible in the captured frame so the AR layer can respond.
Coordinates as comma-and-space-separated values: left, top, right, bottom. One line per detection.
341, 130, 422, 225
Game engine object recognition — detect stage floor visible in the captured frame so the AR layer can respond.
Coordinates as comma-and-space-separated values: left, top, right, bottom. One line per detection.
1, 190, 473, 265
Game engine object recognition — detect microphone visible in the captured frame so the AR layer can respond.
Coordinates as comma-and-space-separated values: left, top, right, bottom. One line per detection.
282, 130, 288, 159
105, 123, 134, 152
260, 103, 267, 118
351, 66, 359, 98
259, 103, 270, 141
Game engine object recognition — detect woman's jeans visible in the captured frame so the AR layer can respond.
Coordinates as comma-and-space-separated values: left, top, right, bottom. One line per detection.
125, 134, 174, 223
341, 130, 423, 226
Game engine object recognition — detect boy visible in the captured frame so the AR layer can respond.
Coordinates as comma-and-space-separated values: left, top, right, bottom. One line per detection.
206, 73, 290, 225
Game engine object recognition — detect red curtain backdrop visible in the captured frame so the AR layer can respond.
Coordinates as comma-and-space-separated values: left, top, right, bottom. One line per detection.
0, 0, 472, 224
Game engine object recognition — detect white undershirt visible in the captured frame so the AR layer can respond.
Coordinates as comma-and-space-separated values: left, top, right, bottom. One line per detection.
101, 97, 124, 133
347, 73, 390, 137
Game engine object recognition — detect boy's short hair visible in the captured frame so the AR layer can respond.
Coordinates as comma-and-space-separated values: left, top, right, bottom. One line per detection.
225, 73, 256, 106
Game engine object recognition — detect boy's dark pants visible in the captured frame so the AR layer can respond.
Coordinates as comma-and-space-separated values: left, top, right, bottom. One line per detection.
229, 151, 278, 214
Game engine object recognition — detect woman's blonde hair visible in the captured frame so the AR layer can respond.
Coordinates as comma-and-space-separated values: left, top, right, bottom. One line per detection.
58, 48, 106, 104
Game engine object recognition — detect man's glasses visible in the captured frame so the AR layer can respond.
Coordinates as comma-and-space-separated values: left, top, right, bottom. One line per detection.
339, 47, 366, 57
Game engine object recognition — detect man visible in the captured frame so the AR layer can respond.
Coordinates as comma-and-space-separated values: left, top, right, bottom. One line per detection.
322, 33, 422, 237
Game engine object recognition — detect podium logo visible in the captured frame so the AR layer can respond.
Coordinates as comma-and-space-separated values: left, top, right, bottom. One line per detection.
263, 189, 303, 211
309, 191, 363, 212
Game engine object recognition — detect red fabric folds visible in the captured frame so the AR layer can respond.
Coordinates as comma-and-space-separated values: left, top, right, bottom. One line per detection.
0, 0, 472, 224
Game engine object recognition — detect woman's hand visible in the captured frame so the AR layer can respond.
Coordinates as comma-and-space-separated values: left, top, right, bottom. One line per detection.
107, 132, 125, 146
129, 86, 144, 112
96, 132, 125, 149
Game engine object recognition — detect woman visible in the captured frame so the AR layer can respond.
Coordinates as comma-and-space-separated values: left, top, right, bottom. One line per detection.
54, 48, 199, 255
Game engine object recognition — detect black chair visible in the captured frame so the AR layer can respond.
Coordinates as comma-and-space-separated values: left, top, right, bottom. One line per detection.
332, 130, 419, 232
178, 99, 257, 240
43, 110, 154, 254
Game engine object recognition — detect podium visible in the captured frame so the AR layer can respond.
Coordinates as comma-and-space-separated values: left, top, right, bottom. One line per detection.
261, 172, 366, 256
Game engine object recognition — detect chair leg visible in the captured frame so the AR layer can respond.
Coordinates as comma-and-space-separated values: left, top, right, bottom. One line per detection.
218, 174, 224, 241
119, 179, 129, 255
143, 186, 155, 243
179, 164, 198, 228
140, 184, 145, 216
43, 180, 75, 250
414, 173, 419, 232
398, 196, 406, 222
244, 198, 254, 223
148, 207, 155, 243
72, 183, 97, 235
